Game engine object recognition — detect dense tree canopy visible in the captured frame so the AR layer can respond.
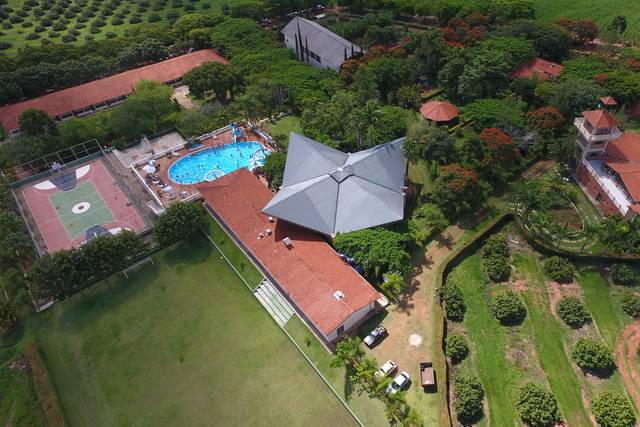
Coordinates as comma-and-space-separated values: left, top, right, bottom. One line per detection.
154, 202, 206, 247
516, 383, 563, 427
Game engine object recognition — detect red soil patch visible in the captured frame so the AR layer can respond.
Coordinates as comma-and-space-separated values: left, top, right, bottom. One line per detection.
615, 321, 640, 411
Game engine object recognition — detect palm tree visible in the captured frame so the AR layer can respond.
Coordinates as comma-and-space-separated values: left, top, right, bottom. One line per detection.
580, 222, 599, 253
361, 100, 381, 148
235, 93, 259, 124
381, 272, 405, 301
331, 337, 364, 369
551, 223, 573, 249
598, 215, 630, 254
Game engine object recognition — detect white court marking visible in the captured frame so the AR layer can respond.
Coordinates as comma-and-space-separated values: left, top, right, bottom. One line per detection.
75, 165, 90, 178
72, 202, 91, 214
409, 334, 423, 347
34, 181, 56, 190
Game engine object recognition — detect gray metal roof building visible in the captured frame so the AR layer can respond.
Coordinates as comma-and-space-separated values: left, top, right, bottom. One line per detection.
263, 133, 406, 236
282, 16, 362, 72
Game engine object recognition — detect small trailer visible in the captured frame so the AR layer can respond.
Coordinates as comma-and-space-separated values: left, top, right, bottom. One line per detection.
420, 362, 436, 390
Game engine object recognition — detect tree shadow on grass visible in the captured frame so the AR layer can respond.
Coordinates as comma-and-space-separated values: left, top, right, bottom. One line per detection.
343, 366, 354, 402
162, 235, 212, 267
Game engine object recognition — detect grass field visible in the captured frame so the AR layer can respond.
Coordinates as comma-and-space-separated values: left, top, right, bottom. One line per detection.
513, 254, 593, 426
1, 0, 222, 55
577, 266, 628, 349
534, 0, 640, 41
34, 234, 356, 426
264, 115, 304, 140
446, 253, 523, 425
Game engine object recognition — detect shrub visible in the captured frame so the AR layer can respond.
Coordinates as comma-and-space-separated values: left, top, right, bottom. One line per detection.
105, 31, 116, 39
154, 202, 206, 247
61, 34, 76, 43
148, 13, 161, 22
483, 254, 511, 282
52, 22, 66, 31
611, 263, 637, 286
454, 374, 484, 425
490, 290, 526, 325
445, 333, 469, 364
440, 282, 467, 322
48, 31, 60, 38
129, 16, 142, 24
20, 20, 32, 27
516, 383, 563, 427
571, 338, 615, 376
0, 41, 11, 50
542, 256, 574, 283
591, 392, 636, 427
557, 296, 591, 328
111, 17, 123, 25
482, 233, 509, 258
621, 291, 640, 318
25, 32, 40, 40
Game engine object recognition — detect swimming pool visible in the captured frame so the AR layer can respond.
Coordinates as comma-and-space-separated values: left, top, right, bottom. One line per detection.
168, 141, 269, 185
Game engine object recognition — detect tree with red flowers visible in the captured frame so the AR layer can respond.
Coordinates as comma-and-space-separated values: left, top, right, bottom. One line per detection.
431, 164, 488, 215
526, 107, 565, 136
480, 128, 519, 164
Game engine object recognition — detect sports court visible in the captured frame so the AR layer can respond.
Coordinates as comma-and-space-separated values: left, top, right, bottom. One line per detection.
18, 158, 147, 253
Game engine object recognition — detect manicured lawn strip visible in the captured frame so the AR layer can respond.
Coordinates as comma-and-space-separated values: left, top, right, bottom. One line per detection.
285, 315, 388, 427
447, 254, 520, 425
0, 363, 47, 426
534, 0, 640, 41
577, 267, 627, 349
264, 115, 303, 138
35, 235, 355, 426
202, 215, 264, 288
514, 254, 593, 426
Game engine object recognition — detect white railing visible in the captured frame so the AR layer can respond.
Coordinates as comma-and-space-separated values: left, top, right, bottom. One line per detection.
582, 161, 630, 214
574, 118, 621, 143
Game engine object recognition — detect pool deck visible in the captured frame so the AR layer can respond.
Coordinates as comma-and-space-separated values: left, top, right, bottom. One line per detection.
135, 125, 275, 206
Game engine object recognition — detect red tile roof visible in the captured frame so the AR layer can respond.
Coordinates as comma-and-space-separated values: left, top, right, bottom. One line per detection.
0, 49, 227, 133
198, 169, 381, 337
600, 96, 618, 106
604, 131, 640, 201
510, 57, 564, 81
582, 109, 620, 129
420, 100, 459, 122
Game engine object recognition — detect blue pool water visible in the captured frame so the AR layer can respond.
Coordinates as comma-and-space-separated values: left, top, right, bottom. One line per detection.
168, 141, 269, 185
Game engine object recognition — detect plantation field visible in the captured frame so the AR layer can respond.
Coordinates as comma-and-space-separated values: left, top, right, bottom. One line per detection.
0, 0, 222, 54
34, 235, 356, 426
534, 0, 640, 41
446, 226, 634, 425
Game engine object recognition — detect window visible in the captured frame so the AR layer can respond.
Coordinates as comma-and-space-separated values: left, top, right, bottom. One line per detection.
596, 193, 603, 203
337, 325, 344, 335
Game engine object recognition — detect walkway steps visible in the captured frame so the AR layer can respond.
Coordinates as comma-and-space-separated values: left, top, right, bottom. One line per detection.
254, 280, 295, 327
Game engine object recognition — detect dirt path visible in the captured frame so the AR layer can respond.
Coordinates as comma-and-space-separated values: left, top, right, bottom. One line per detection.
615, 321, 640, 410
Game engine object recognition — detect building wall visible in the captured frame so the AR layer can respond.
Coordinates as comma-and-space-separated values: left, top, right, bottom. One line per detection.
325, 302, 376, 343
283, 36, 340, 72
577, 162, 622, 216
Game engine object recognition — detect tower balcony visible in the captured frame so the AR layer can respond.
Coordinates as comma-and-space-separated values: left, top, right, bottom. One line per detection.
574, 117, 621, 143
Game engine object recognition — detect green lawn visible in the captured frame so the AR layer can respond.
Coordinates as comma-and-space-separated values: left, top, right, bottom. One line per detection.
513, 254, 593, 426
446, 254, 522, 425
577, 266, 627, 349
285, 315, 389, 427
534, 0, 640, 41
0, 363, 46, 426
34, 234, 356, 426
202, 215, 263, 288
264, 115, 303, 139
2, 0, 223, 55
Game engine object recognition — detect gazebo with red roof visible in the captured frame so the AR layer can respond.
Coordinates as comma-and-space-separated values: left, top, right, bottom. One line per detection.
420, 100, 459, 123
599, 96, 618, 110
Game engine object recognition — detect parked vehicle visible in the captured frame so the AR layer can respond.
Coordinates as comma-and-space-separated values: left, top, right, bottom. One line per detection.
363, 325, 387, 347
386, 371, 410, 394
374, 360, 397, 379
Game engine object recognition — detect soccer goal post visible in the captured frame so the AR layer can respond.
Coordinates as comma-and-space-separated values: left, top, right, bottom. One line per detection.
121, 257, 155, 279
